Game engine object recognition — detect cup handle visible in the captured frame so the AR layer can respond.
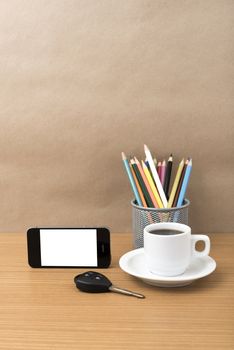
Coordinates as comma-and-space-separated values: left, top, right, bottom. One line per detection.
191, 235, 210, 258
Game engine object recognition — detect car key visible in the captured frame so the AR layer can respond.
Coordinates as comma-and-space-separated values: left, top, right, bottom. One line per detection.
74, 271, 145, 299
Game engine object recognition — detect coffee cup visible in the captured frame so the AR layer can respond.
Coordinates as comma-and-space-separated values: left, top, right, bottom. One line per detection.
144, 222, 210, 276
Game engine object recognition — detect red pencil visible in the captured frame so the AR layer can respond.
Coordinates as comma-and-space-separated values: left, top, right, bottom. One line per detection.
157, 161, 162, 180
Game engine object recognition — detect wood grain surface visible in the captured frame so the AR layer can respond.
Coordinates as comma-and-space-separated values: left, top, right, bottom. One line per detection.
0, 233, 233, 350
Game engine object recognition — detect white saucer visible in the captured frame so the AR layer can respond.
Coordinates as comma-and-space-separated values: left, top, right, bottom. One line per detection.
119, 248, 216, 287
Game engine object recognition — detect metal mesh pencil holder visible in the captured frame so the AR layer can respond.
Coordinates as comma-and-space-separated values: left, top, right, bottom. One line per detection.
131, 199, 190, 248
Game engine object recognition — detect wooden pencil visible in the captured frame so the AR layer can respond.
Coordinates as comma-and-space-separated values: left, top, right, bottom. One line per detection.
163, 154, 173, 199
144, 144, 168, 207
121, 152, 142, 206
142, 161, 163, 208
129, 162, 147, 207
160, 160, 166, 186
157, 161, 162, 179
172, 159, 188, 207
130, 159, 154, 207
177, 159, 192, 207
145, 159, 150, 170
167, 158, 184, 208
145, 159, 156, 186
134, 157, 158, 208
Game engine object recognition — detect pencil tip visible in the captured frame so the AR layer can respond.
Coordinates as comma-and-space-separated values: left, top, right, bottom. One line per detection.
121, 152, 126, 160
168, 154, 173, 161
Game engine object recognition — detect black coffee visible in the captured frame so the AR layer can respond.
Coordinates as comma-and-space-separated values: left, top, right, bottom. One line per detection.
149, 229, 184, 236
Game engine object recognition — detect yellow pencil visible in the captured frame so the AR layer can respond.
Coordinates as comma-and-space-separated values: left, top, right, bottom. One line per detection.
167, 158, 185, 208
142, 161, 164, 208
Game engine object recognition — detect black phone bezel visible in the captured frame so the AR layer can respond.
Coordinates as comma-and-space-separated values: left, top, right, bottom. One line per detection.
27, 227, 111, 268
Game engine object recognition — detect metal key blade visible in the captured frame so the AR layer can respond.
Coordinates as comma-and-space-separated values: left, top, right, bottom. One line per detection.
109, 285, 145, 299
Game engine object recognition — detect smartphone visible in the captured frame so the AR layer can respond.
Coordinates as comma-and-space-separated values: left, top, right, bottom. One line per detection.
27, 227, 111, 268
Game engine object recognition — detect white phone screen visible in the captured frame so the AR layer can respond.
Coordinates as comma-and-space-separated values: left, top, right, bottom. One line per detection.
40, 229, 98, 266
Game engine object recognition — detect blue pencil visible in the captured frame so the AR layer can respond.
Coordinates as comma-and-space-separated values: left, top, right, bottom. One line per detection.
177, 159, 192, 207
121, 152, 142, 206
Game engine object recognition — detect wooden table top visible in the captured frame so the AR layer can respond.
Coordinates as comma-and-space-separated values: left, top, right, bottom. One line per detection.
0, 232, 233, 350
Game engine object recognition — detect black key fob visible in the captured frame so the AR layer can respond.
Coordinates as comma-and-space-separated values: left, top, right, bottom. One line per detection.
74, 271, 112, 293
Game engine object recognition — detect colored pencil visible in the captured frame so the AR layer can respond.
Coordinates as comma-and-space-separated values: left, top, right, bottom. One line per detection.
157, 161, 162, 179
129, 162, 147, 207
145, 159, 156, 186
157, 161, 161, 172
167, 158, 184, 208
144, 145, 168, 207
160, 160, 166, 186
177, 159, 192, 207
134, 157, 158, 208
121, 152, 142, 206
142, 161, 163, 208
163, 154, 173, 199
131, 159, 154, 207
172, 159, 188, 207
145, 159, 151, 174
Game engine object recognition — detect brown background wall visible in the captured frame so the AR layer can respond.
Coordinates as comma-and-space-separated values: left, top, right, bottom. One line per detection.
0, 0, 233, 233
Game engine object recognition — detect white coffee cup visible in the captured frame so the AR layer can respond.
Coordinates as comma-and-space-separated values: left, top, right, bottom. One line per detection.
144, 222, 210, 276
